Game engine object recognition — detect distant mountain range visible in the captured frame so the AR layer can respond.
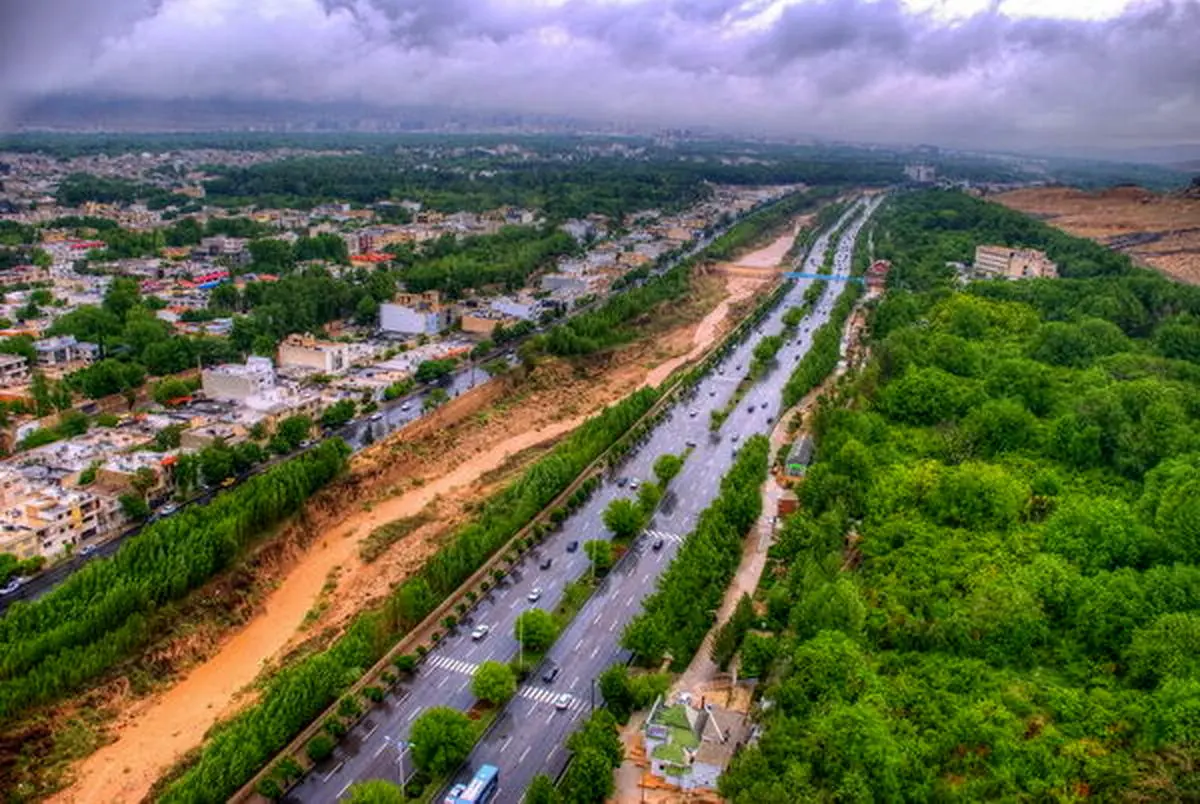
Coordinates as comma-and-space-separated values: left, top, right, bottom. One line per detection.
5, 95, 642, 136
1040, 143, 1200, 168
8, 95, 1199, 174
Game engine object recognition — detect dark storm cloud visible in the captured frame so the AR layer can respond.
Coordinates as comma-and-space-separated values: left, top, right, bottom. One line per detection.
1, 0, 1197, 149
319, 0, 527, 48
0, 0, 161, 117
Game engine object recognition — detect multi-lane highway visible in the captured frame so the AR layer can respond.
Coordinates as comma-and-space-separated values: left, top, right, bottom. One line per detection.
286, 196, 881, 804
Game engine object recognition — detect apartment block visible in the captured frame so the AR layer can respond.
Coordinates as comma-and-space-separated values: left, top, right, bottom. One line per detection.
278, 334, 353, 374
202, 356, 277, 402
0, 467, 124, 557
379, 291, 452, 336
34, 335, 100, 368
460, 309, 516, 336
974, 245, 1059, 280
0, 353, 30, 388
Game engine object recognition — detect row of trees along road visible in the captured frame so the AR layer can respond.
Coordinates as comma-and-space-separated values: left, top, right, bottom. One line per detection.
159, 388, 659, 802
621, 435, 769, 669
0, 439, 350, 721
720, 189, 1200, 802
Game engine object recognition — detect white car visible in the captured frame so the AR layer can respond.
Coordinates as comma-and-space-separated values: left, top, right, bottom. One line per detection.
471, 624, 491, 640
555, 693, 572, 711
527, 588, 542, 603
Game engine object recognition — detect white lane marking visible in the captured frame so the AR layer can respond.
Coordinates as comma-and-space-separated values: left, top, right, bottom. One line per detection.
519, 745, 532, 763
426, 655, 479, 676
339, 782, 351, 799
591, 645, 600, 659
406, 708, 420, 722
323, 762, 344, 782
608, 620, 617, 632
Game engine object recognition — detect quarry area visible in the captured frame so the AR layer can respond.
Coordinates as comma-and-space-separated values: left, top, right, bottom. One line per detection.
994, 182, 1200, 284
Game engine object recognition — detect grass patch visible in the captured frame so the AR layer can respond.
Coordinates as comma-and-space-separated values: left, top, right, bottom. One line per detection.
360, 512, 435, 563
553, 577, 596, 626
658, 704, 692, 731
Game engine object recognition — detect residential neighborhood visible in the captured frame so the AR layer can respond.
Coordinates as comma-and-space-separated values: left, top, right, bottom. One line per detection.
0, 144, 795, 568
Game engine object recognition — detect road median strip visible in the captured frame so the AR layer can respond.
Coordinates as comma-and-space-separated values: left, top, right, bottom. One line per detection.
217, 205, 817, 804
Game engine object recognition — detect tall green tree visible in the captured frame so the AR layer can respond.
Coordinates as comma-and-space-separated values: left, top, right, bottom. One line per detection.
409, 707, 474, 776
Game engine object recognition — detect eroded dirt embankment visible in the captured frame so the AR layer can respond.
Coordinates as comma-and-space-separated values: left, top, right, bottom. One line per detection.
994, 185, 1200, 285
48, 271, 768, 804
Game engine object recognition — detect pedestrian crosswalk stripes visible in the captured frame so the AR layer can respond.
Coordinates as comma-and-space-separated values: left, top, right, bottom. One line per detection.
426, 654, 479, 676
643, 529, 683, 545
518, 685, 584, 711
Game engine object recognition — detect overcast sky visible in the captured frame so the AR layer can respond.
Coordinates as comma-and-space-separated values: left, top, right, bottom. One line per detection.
1, 0, 1197, 149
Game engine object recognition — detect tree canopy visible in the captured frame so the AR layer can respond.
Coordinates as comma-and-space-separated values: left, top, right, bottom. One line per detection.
721, 190, 1200, 802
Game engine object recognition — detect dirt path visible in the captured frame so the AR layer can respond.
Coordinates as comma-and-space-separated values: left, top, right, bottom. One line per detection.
672, 417, 787, 700
643, 275, 763, 387
733, 227, 799, 268
51, 274, 760, 804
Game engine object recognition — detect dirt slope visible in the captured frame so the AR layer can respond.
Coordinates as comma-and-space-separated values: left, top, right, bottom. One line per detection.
44, 271, 769, 804
994, 185, 1200, 284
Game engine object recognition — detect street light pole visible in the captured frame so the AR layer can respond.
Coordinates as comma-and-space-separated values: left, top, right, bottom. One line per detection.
398, 742, 407, 797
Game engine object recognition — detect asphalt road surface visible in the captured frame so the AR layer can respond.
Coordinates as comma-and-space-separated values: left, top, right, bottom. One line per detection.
286, 196, 880, 804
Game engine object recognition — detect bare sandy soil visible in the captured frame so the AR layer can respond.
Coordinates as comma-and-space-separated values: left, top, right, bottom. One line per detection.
732, 227, 799, 268
49, 272, 766, 804
993, 186, 1200, 284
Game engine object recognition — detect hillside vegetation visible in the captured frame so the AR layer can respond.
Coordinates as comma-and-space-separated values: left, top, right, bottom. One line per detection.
720, 190, 1200, 801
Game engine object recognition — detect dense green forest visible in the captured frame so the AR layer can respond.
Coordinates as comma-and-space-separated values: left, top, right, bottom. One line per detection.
719, 190, 1200, 801
0, 440, 350, 722
203, 159, 716, 218
393, 225, 578, 295
54, 173, 187, 209
159, 389, 659, 802
201, 153, 901, 214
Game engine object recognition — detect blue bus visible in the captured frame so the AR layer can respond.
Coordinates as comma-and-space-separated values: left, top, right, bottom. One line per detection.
444, 764, 499, 804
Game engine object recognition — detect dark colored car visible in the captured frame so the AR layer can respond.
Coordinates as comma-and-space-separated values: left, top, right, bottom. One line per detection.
540, 557, 553, 570
566, 540, 579, 553
542, 665, 560, 683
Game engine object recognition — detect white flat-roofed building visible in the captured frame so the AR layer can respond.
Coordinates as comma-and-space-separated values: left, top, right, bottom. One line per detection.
277, 334, 353, 374
202, 356, 276, 402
